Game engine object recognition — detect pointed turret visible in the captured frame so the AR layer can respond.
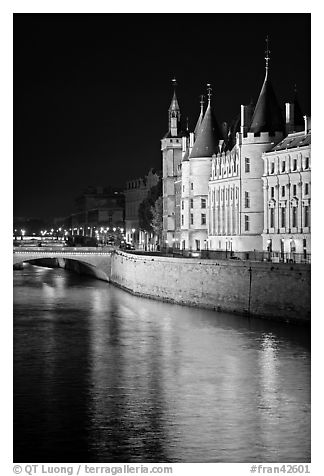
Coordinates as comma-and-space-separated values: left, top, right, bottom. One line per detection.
190, 84, 222, 158
168, 78, 181, 137
249, 37, 284, 135
194, 95, 205, 137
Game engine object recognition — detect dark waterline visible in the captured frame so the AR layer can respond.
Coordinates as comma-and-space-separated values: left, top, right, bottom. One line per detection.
13, 264, 310, 463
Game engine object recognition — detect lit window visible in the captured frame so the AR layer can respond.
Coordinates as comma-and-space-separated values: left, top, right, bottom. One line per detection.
292, 207, 297, 227
304, 206, 309, 227
293, 158, 297, 171
281, 207, 286, 227
270, 208, 274, 228
244, 215, 249, 231
281, 161, 286, 173
245, 191, 250, 208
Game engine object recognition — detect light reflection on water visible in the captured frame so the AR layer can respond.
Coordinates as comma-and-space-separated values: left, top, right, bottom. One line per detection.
13, 264, 310, 463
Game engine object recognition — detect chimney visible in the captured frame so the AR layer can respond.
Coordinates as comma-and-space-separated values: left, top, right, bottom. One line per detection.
285, 103, 294, 134
182, 136, 187, 153
304, 116, 311, 134
189, 132, 195, 148
240, 105, 253, 136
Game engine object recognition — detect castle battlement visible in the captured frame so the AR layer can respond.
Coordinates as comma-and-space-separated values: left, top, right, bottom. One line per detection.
242, 131, 283, 145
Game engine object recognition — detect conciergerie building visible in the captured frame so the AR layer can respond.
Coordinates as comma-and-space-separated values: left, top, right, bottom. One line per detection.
161, 44, 311, 258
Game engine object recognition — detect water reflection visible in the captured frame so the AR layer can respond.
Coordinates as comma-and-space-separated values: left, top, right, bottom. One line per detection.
14, 264, 310, 462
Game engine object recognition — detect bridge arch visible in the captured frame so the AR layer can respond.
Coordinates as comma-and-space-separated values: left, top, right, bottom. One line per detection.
13, 248, 112, 282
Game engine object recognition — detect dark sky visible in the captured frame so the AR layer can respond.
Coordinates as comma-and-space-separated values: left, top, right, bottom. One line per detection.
14, 13, 310, 219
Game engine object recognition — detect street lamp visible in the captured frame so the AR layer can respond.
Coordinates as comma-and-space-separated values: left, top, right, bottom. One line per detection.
21, 229, 25, 241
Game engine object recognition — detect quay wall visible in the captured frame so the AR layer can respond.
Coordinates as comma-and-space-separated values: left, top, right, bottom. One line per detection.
110, 251, 310, 323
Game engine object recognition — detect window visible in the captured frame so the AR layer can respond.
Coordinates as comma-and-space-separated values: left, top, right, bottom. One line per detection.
236, 188, 238, 199
281, 160, 286, 173
201, 198, 206, 209
244, 215, 250, 231
270, 208, 274, 228
281, 207, 286, 228
305, 157, 309, 169
190, 213, 194, 225
245, 157, 250, 173
245, 191, 250, 208
281, 185, 285, 197
305, 183, 309, 195
181, 215, 184, 226
292, 207, 297, 227
195, 240, 200, 251
183, 185, 185, 192
293, 184, 297, 196
191, 182, 193, 190
190, 198, 193, 208
271, 162, 275, 174
181, 200, 184, 210
271, 187, 275, 198
304, 206, 309, 227
201, 213, 206, 225
293, 158, 297, 171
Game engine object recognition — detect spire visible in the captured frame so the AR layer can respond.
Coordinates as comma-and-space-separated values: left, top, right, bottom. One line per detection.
190, 84, 222, 158
168, 77, 181, 137
265, 34, 270, 77
194, 94, 205, 137
207, 83, 212, 106
249, 37, 284, 135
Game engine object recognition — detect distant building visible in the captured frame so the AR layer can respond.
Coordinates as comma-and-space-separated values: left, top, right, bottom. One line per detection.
68, 185, 125, 240
124, 168, 160, 246
262, 117, 311, 258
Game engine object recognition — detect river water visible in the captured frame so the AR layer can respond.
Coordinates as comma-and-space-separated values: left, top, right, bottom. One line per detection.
13, 263, 311, 463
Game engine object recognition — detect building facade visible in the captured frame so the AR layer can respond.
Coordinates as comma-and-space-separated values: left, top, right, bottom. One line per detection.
262, 119, 311, 258
68, 186, 125, 242
161, 48, 311, 256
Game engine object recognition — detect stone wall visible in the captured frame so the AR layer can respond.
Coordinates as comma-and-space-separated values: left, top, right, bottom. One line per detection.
110, 251, 310, 323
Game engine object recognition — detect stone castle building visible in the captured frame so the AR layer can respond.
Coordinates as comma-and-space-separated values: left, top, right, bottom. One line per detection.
161, 48, 311, 257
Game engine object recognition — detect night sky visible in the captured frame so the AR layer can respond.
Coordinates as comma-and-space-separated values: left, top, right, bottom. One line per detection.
13, 13, 310, 219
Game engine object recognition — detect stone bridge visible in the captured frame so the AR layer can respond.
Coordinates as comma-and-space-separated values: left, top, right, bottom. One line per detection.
13, 246, 113, 281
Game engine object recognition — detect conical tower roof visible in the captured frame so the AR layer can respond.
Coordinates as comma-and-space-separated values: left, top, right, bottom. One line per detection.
169, 89, 180, 113
249, 72, 284, 134
194, 95, 205, 137
249, 39, 284, 135
190, 103, 222, 158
